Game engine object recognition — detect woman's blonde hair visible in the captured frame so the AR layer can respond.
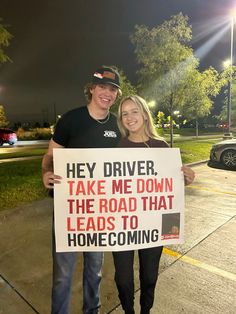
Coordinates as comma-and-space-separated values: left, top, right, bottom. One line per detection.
117, 95, 161, 139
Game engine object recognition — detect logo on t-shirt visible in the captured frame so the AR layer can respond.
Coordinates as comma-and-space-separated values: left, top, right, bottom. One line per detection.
104, 130, 117, 138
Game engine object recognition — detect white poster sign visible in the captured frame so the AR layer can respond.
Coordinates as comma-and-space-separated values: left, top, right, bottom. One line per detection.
53, 148, 185, 252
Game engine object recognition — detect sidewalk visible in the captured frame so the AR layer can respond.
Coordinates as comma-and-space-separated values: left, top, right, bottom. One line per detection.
0, 163, 236, 313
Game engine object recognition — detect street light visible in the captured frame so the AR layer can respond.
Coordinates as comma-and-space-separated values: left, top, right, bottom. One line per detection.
223, 59, 231, 69
147, 100, 156, 108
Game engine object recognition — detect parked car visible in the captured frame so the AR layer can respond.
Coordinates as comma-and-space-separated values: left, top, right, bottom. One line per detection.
210, 138, 236, 169
0, 128, 17, 146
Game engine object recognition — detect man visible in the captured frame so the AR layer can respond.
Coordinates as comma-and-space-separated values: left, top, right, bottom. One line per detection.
42, 66, 122, 314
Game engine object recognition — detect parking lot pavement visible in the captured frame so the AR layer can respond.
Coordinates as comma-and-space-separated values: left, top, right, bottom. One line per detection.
0, 164, 235, 314
147, 164, 236, 314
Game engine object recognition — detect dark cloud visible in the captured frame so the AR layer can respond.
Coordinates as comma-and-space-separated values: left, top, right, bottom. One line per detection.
0, 0, 235, 123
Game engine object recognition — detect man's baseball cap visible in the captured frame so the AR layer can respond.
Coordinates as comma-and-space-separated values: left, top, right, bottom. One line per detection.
92, 67, 121, 89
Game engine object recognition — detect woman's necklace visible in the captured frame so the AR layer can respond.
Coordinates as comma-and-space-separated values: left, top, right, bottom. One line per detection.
94, 112, 110, 124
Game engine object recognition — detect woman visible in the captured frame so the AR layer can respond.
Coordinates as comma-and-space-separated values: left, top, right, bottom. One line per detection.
113, 95, 195, 314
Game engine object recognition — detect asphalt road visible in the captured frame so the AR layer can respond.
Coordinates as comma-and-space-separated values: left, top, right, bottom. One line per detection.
0, 140, 49, 152
0, 163, 235, 313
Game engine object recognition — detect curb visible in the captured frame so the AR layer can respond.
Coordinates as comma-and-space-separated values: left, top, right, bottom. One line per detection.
0, 156, 42, 163
186, 160, 209, 167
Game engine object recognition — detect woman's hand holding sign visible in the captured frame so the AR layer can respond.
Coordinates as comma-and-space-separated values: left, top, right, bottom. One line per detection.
181, 165, 195, 186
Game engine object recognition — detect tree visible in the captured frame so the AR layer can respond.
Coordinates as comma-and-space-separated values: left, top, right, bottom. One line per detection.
156, 111, 166, 128
0, 18, 12, 64
0, 20, 12, 128
217, 67, 236, 129
0, 104, 9, 127
227, 79, 236, 127
130, 13, 223, 146
131, 13, 192, 87
182, 67, 223, 137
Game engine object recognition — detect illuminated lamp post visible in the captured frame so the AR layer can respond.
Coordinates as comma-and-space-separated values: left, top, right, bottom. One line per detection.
228, 15, 233, 136
148, 100, 156, 109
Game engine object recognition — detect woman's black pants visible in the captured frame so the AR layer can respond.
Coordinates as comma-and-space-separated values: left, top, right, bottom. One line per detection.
112, 246, 163, 314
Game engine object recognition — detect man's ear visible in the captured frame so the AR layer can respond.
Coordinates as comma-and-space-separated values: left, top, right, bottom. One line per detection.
90, 85, 95, 94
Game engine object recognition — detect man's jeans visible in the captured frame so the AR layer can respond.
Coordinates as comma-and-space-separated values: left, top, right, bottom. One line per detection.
51, 246, 103, 314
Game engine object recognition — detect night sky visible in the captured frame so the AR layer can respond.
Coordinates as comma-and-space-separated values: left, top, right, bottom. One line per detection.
0, 0, 235, 124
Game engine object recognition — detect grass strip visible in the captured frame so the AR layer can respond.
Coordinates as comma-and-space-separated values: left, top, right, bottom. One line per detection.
174, 139, 219, 164
0, 148, 47, 159
0, 159, 48, 211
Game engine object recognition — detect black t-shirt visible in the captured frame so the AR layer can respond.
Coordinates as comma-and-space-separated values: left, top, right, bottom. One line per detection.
118, 137, 169, 148
53, 106, 121, 148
